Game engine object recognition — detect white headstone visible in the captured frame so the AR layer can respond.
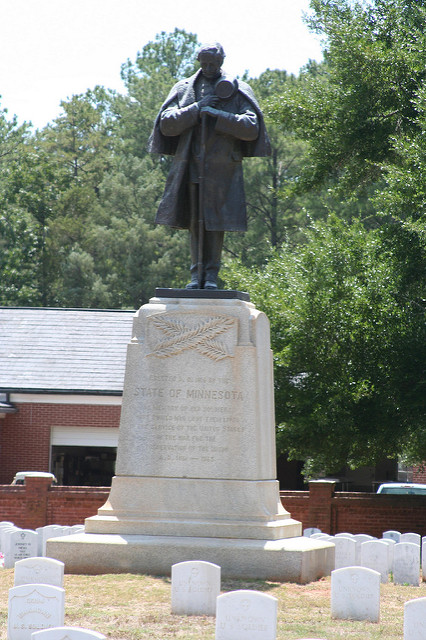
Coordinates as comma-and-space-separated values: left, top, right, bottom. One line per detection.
0, 522, 15, 559
352, 535, 374, 565
54, 528, 72, 537
400, 533, 421, 546
310, 533, 332, 540
404, 597, 426, 640
331, 567, 380, 622
14, 558, 64, 588
380, 538, 396, 572
383, 530, 401, 543
8, 584, 65, 640
69, 526, 85, 534
51, 527, 71, 537
334, 533, 354, 538
353, 534, 375, 542
303, 528, 322, 537
333, 536, 357, 569
216, 590, 277, 640
422, 540, 426, 582
1, 526, 20, 554
393, 542, 420, 586
31, 628, 106, 640
360, 540, 389, 583
36, 528, 45, 557
4, 530, 38, 569
40, 526, 66, 557
171, 560, 220, 616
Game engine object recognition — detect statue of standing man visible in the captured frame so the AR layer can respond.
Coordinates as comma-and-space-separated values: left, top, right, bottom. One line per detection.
149, 42, 270, 290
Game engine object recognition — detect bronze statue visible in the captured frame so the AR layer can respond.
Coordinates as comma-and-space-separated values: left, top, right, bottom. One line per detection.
149, 42, 270, 290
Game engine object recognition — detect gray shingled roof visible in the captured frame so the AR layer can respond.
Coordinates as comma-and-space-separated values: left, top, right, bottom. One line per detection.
0, 308, 135, 394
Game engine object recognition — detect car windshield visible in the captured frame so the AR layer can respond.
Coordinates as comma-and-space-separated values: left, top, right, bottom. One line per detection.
380, 486, 426, 495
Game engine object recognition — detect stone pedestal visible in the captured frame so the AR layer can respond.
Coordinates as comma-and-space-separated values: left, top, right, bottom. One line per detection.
48, 293, 334, 582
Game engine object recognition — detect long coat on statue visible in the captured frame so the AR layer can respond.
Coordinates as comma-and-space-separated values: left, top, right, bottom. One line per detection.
148, 69, 271, 232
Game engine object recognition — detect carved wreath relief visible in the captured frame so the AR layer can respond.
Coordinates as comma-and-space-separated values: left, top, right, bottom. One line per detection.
147, 313, 237, 361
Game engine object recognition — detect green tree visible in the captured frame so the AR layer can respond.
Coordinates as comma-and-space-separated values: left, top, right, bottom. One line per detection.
85, 153, 188, 308
0, 205, 40, 305
119, 29, 199, 160
223, 216, 425, 478
376, 84, 426, 223
59, 246, 113, 308
270, 0, 426, 199
71, 29, 203, 306
223, 69, 311, 268
123, 28, 199, 81
0, 106, 51, 304
44, 86, 118, 186
32, 88, 120, 305
0, 32, 201, 308
240, 0, 426, 476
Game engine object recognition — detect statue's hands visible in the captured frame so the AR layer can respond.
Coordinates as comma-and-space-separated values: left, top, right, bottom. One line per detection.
200, 106, 220, 118
197, 95, 219, 109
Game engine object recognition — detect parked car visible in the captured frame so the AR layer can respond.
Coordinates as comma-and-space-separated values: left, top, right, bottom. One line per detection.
376, 482, 426, 495
11, 471, 57, 485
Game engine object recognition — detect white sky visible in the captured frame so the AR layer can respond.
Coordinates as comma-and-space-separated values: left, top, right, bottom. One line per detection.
0, 0, 323, 130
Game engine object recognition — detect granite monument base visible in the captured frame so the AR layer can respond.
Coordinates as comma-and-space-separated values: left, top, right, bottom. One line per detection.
84, 476, 301, 539
48, 293, 333, 582
47, 533, 335, 584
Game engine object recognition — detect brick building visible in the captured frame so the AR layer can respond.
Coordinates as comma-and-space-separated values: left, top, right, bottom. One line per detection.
0, 306, 421, 492
0, 307, 134, 485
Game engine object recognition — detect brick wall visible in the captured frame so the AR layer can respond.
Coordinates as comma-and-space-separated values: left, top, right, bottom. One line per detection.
412, 465, 426, 483
3, 477, 426, 536
0, 486, 26, 525
0, 477, 108, 529
0, 402, 121, 484
279, 491, 309, 527
281, 481, 426, 537
47, 486, 109, 526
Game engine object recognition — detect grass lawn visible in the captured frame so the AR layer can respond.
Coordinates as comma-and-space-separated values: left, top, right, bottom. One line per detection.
0, 570, 424, 639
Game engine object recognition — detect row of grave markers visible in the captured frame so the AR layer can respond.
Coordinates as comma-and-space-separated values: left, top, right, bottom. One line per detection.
331, 565, 426, 637
0, 521, 99, 640
176, 558, 426, 640
6, 556, 104, 640
0, 521, 85, 568
4, 520, 426, 640
8, 555, 426, 640
306, 528, 426, 639
305, 527, 426, 586
5, 555, 325, 640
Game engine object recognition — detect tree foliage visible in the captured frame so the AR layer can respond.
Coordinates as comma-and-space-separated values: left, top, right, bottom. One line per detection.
119, 29, 199, 160
223, 69, 311, 268
0, 31, 202, 308
0, 29, 317, 306
1, 21, 425, 476
0, 108, 45, 304
223, 216, 425, 477
270, 0, 426, 197
221, 0, 426, 474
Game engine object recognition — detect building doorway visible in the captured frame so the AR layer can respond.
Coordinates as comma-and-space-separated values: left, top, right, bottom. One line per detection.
50, 426, 119, 486
51, 445, 116, 486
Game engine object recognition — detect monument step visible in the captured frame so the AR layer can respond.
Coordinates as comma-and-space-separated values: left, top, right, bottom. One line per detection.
47, 533, 335, 584
85, 513, 302, 540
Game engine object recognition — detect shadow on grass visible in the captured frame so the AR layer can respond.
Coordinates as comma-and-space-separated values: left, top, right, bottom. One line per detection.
157, 573, 279, 593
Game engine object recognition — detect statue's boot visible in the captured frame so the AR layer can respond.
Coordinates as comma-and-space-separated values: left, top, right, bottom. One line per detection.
187, 228, 224, 290
185, 275, 200, 290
